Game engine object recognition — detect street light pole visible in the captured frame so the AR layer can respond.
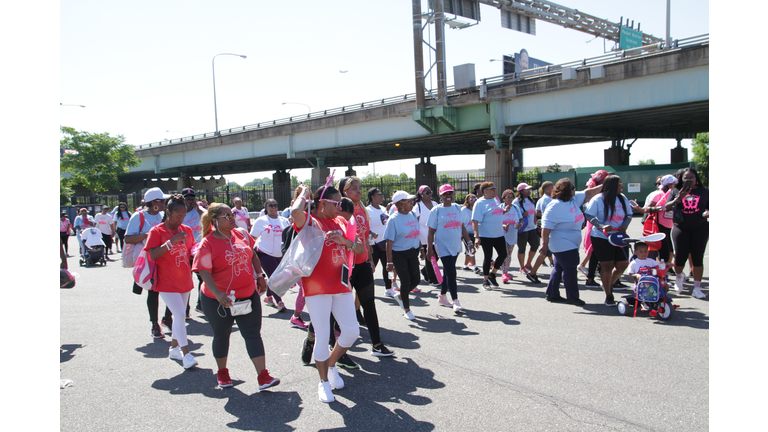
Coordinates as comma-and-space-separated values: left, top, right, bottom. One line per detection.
212, 53, 246, 136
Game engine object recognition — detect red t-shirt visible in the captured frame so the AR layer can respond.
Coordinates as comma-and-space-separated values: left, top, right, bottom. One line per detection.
144, 224, 195, 293
353, 205, 370, 265
192, 230, 256, 300
294, 212, 353, 297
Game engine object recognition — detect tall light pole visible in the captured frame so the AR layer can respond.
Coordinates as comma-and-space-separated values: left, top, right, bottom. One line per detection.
282, 102, 311, 113
212, 53, 246, 136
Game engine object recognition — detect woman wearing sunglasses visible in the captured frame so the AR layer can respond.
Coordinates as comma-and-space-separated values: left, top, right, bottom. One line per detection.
192, 202, 279, 389
291, 183, 363, 403
250, 199, 292, 312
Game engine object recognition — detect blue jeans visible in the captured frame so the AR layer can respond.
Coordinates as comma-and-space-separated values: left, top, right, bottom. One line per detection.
546, 248, 581, 300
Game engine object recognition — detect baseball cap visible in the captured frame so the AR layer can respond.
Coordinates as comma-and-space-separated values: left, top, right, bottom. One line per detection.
144, 187, 170, 202
660, 175, 677, 187
516, 183, 533, 192
181, 188, 196, 197
591, 170, 609, 183
438, 184, 454, 195
391, 190, 416, 203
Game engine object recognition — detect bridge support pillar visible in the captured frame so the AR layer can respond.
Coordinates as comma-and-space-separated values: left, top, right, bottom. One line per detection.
415, 158, 437, 193
345, 166, 357, 177
670, 139, 688, 163
604, 141, 630, 166
311, 167, 331, 192
484, 148, 516, 190
273, 170, 292, 209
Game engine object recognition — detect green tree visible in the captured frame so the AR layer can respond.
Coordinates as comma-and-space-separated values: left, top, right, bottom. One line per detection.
546, 163, 562, 173
517, 167, 541, 187
691, 132, 708, 187
60, 177, 74, 205
638, 158, 656, 165
59, 126, 141, 194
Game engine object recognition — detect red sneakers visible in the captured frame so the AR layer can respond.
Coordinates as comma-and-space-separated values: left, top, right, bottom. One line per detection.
257, 369, 280, 390
217, 368, 233, 388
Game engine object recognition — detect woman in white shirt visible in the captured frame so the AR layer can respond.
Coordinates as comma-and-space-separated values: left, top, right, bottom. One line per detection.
414, 185, 439, 287
250, 199, 291, 312
366, 187, 396, 298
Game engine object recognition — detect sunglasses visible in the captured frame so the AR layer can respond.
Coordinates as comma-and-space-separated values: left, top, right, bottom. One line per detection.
468, 197, 477, 201
320, 199, 342, 209
217, 213, 235, 220
423, 191, 432, 195
266, 203, 278, 208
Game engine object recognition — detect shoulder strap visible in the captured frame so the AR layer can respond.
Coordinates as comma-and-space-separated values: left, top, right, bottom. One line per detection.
139, 211, 145, 232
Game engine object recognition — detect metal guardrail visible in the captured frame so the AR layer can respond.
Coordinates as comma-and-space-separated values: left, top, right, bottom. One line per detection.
135, 34, 708, 150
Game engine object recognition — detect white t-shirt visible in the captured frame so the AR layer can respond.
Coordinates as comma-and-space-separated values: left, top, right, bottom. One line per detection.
414, 200, 438, 245
81, 227, 105, 247
94, 213, 114, 236
628, 257, 659, 275
366, 205, 389, 245
250, 215, 291, 257
232, 206, 250, 231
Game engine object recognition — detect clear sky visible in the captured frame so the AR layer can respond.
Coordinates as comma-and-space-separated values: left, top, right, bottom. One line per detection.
56, 0, 709, 184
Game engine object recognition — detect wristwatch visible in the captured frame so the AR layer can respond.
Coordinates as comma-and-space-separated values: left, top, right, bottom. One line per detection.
256, 273, 266, 279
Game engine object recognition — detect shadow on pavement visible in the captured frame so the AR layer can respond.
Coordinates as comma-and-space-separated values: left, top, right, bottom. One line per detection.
152, 370, 302, 431
136, 338, 206, 359
60, 344, 84, 363
408, 314, 480, 336
318, 357, 439, 431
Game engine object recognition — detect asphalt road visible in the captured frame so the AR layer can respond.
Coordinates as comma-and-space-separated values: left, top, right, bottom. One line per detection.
59, 216, 709, 431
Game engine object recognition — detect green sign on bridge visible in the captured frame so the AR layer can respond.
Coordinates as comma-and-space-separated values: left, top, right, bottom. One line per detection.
620, 27, 643, 49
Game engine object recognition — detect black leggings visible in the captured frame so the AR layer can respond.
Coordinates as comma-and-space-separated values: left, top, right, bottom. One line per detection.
115, 227, 126, 250
480, 236, 507, 276
102, 233, 113, 251
201, 291, 265, 359
370, 241, 391, 290
60, 232, 69, 254
672, 224, 708, 267
392, 248, 420, 310
350, 261, 381, 346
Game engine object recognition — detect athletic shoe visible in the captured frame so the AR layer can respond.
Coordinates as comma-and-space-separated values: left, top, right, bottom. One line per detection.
565, 298, 586, 306
395, 295, 405, 310
604, 296, 617, 307
691, 286, 707, 299
264, 297, 276, 308
356, 309, 366, 327
217, 368, 233, 388
474, 267, 482, 275
482, 280, 492, 291
290, 316, 309, 329
412, 287, 422, 293
453, 299, 464, 313
404, 310, 415, 320
182, 353, 198, 369
612, 281, 630, 290
161, 316, 173, 332
674, 275, 684, 293
392, 282, 400, 291
438, 294, 453, 307
385, 288, 397, 298
327, 366, 344, 389
151, 323, 164, 339
522, 265, 532, 275
501, 273, 513, 284
463, 265, 471, 271
584, 280, 600, 288
488, 274, 499, 287
420, 267, 428, 281
577, 266, 589, 276
301, 336, 315, 365
546, 295, 566, 303
169, 346, 183, 361
277, 301, 286, 312
318, 381, 335, 403
257, 369, 280, 390
371, 344, 395, 357
527, 273, 541, 284
336, 353, 358, 369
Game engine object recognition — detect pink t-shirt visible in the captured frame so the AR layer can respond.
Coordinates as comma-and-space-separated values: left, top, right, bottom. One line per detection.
648, 189, 674, 229
295, 213, 353, 297
145, 224, 195, 293
353, 205, 370, 265
192, 230, 256, 300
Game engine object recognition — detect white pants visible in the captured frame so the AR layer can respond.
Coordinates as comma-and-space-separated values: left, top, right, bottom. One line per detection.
159, 291, 191, 347
304, 292, 359, 362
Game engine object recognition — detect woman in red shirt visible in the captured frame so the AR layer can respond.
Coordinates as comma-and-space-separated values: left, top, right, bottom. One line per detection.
145, 195, 197, 369
291, 183, 364, 403
192, 203, 279, 390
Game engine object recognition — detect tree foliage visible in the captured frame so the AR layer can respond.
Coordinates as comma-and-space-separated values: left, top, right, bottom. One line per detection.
517, 167, 542, 187
59, 126, 141, 194
546, 163, 562, 173
691, 133, 708, 187
637, 158, 656, 165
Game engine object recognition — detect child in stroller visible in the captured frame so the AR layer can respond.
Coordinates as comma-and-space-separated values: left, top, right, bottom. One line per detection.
80, 226, 107, 267
618, 242, 676, 319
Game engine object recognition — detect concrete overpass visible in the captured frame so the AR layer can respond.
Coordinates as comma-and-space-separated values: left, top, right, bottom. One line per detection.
123, 35, 708, 201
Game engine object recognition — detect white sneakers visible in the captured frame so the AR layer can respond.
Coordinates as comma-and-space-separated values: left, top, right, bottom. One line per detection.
404, 310, 415, 320
328, 366, 344, 390
675, 275, 684, 293
453, 299, 463, 313
438, 294, 453, 307
385, 288, 397, 298
318, 381, 334, 403
691, 286, 707, 299
169, 346, 183, 361
182, 352, 198, 369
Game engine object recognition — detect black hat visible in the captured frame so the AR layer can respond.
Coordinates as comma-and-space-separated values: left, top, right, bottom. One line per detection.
181, 188, 196, 197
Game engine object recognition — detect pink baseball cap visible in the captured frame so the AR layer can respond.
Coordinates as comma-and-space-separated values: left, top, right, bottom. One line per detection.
591, 170, 609, 183
516, 183, 533, 191
438, 184, 454, 195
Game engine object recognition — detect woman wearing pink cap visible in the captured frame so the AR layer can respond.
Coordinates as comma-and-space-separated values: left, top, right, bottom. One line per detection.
426, 185, 475, 313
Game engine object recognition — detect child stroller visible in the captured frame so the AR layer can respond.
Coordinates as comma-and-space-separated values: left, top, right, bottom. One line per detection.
80, 227, 107, 267
617, 267, 677, 320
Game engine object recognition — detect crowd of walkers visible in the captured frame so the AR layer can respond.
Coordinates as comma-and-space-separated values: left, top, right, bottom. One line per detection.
63, 166, 707, 403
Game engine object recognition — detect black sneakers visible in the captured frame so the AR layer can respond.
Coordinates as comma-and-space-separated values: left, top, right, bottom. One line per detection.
301, 335, 315, 365
546, 295, 566, 303
566, 298, 586, 306
526, 273, 540, 284
585, 280, 600, 288
604, 295, 617, 307
488, 274, 499, 287
371, 344, 395, 357
336, 353, 359, 369
482, 280, 492, 290
151, 322, 164, 339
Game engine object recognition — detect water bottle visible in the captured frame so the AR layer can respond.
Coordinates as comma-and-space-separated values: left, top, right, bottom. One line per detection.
228, 290, 236, 307
657, 260, 667, 288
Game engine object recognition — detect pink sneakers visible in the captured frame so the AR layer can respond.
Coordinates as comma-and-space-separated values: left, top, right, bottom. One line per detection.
501, 274, 513, 283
